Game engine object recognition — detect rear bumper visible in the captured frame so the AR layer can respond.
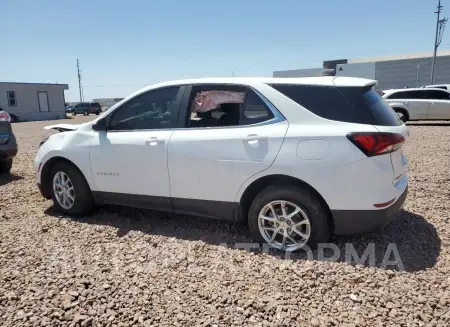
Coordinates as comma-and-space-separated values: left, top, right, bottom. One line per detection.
332, 186, 408, 236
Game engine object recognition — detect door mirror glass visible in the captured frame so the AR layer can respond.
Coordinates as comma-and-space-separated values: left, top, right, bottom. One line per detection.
92, 118, 107, 131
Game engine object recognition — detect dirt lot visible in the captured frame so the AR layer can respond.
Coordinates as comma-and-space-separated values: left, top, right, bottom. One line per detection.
1, 116, 449, 326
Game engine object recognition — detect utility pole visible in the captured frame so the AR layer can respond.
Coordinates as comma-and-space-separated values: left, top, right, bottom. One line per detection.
228, 69, 235, 77
77, 59, 83, 102
430, 0, 448, 84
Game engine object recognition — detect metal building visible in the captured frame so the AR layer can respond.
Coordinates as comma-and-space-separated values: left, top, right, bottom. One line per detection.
0, 82, 68, 121
273, 50, 450, 90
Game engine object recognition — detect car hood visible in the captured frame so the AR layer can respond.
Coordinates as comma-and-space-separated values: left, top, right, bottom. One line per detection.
44, 124, 80, 132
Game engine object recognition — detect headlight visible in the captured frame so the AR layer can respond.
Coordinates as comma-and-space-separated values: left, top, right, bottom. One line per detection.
39, 136, 49, 148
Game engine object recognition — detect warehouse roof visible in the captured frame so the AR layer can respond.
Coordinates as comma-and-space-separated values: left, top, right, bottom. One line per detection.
348, 49, 450, 64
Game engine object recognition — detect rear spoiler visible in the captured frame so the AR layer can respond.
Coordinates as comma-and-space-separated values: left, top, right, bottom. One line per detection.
332, 77, 378, 88
44, 124, 79, 132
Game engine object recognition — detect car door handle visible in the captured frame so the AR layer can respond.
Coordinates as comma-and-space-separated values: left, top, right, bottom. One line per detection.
243, 134, 268, 142
145, 137, 163, 146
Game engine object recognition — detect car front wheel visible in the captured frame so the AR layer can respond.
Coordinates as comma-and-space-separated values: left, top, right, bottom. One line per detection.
248, 185, 330, 252
50, 161, 94, 215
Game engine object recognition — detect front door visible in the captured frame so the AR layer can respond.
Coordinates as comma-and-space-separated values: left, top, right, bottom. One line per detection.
38, 91, 50, 111
89, 86, 185, 210
168, 87, 288, 219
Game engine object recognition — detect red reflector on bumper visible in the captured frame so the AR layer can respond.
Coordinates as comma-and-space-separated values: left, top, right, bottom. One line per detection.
374, 198, 396, 208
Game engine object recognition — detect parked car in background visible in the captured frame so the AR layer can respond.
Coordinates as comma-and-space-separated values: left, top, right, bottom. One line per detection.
35, 77, 408, 252
69, 102, 102, 115
382, 87, 450, 122
0, 109, 18, 174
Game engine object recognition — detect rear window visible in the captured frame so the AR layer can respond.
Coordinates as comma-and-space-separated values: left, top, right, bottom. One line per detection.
270, 84, 401, 126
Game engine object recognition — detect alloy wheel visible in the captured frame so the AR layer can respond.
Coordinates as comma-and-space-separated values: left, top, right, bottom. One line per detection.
53, 171, 75, 209
258, 200, 311, 251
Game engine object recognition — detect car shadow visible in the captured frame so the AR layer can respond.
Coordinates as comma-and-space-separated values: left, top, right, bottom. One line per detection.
44, 206, 440, 272
407, 122, 450, 126
0, 173, 24, 186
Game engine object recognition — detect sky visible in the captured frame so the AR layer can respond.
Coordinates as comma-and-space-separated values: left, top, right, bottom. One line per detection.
2, 0, 449, 101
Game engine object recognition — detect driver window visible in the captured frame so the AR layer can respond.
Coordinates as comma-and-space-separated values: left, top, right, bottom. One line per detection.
109, 87, 181, 131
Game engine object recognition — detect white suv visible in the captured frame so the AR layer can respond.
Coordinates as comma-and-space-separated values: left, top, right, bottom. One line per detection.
382, 87, 450, 122
35, 77, 408, 251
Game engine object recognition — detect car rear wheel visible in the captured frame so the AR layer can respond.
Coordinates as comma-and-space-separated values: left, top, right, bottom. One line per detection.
0, 158, 13, 174
83, 110, 88, 116
393, 108, 408, 123
50, 161, 94, 215
248, 185, 330, 251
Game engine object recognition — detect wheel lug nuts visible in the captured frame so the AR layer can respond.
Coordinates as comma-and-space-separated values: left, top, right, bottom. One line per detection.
279, 218, 284, 221
287, 228, 291, 232
276, 223, 279, 227
280, 229, 284, 233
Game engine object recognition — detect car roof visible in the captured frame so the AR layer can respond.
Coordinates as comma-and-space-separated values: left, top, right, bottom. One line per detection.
383, 87, 450, 95
424, 84, 450, 87
146, 76, 376, 88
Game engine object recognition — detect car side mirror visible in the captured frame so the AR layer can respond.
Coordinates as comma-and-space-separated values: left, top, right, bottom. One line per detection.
92, 118, 107, 132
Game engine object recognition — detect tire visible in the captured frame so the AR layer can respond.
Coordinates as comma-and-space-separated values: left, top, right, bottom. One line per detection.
71, 110, 76, 116
248, 185, 330, 251
0, 159, 13, 174
49, 161, 94, 215
96, 112, 100, 115
83, 110, 88, 116
394, 108, 408, 123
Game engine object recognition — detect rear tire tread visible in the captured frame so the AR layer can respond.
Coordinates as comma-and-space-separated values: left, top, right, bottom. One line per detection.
247, 185, 330, 250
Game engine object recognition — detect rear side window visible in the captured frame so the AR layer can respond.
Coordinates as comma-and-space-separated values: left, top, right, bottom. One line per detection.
423, 90, 450, 100
270, 84, 370, 124
270, 84, 401, 126
387, 90, 425, 99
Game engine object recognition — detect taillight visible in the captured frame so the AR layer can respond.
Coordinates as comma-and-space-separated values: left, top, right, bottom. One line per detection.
347, 132, 405, 157
0, 111, 11, 122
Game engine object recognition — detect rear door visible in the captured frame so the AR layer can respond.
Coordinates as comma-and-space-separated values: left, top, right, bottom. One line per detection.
423, 89, 450, 119
385, 90, 429, 120
167, 86, 288, 219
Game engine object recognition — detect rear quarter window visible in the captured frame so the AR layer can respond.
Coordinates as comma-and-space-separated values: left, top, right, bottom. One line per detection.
338, 87, 401, 126
270, 84, 373, 124
270, 84, 401, 126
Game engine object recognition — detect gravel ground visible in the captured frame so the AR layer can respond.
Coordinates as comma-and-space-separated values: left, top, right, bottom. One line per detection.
1, 116, 449, 327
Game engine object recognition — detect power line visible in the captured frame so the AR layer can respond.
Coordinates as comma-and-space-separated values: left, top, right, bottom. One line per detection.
77, 59, 84, 102
430, 0, 448, 84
